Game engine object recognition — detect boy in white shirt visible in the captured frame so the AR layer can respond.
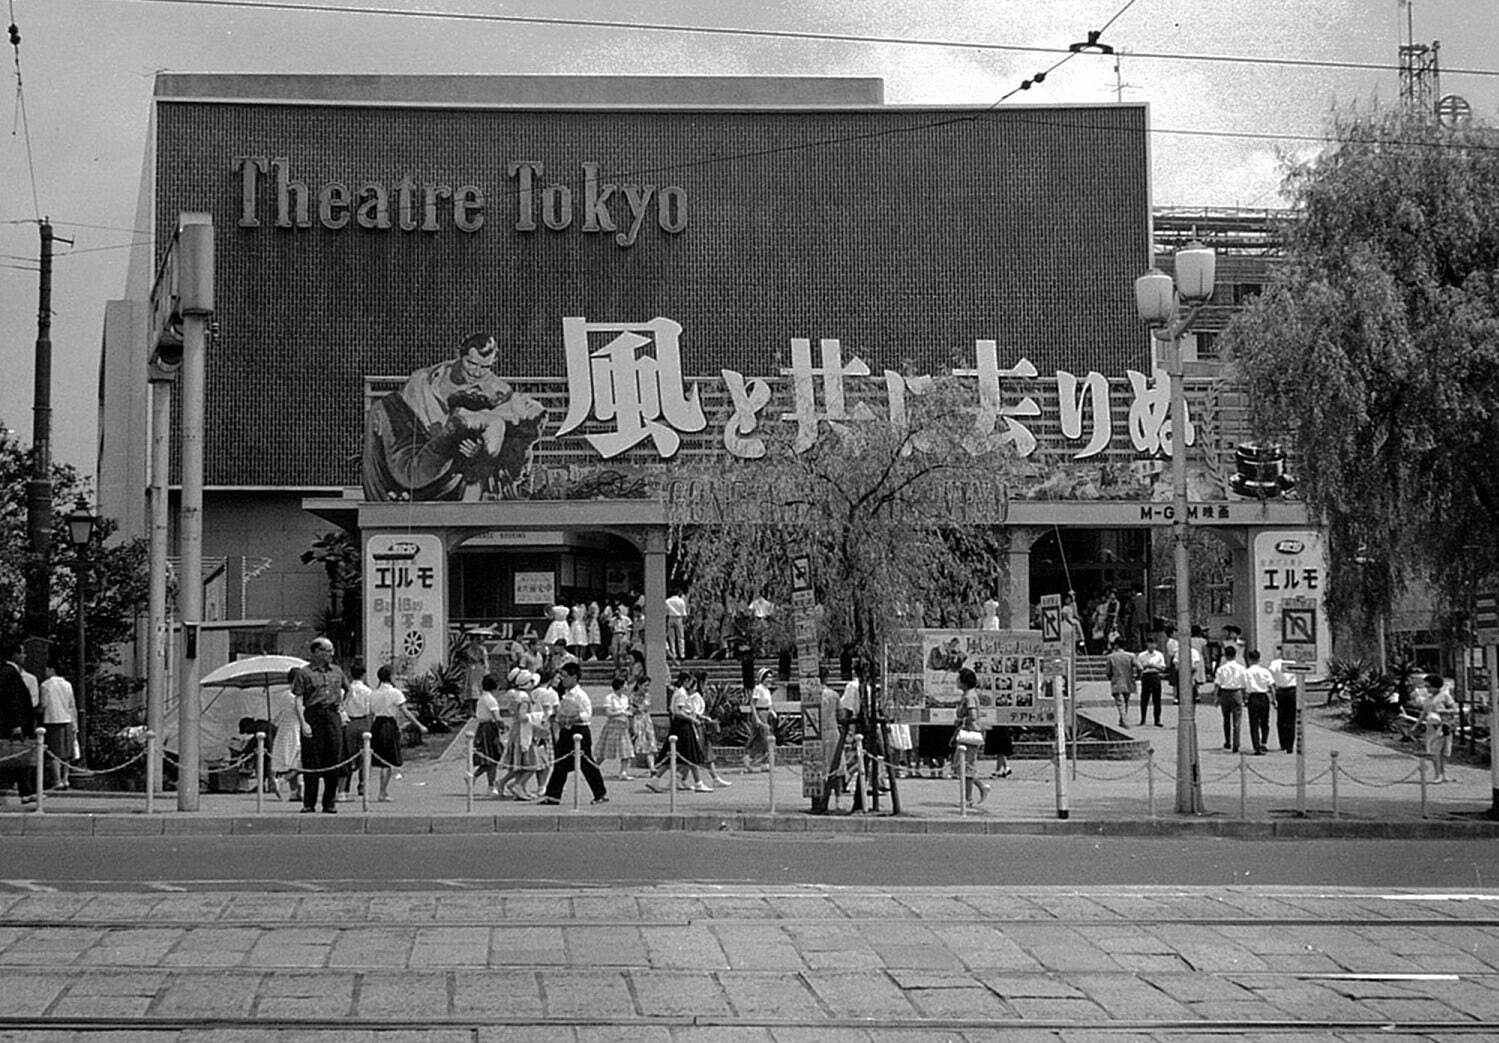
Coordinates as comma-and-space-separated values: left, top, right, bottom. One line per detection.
1243, 649, 1275, 755
1213, 646, 1249, 753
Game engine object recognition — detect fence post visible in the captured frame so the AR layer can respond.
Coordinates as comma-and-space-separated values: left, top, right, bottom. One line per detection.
361, 732, 372, 814
957, 742, 967, 817
767, 734, 776, 814
668, 735, 678, 816
1330, 750, 1340, 819
254, 731, 265, 816
34, 728, 45, 813
1146, 746, 1156, 819
571, 741, 582, 812
1238, 752, 1248, 820
465, 729, 475, 814
1418, 757, 1429, 819
146, 730, 157, 816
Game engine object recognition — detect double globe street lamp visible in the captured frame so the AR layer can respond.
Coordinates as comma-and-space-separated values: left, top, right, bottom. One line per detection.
1135, 242, 1215, 815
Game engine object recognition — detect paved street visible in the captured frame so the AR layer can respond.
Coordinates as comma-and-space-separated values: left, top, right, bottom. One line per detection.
2, 883, 1499, 1040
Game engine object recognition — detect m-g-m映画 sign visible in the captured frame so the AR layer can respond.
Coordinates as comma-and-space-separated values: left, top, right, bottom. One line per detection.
152, 98, 1149, 489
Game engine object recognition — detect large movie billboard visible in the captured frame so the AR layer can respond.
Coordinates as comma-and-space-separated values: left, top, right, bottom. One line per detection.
154, 101, 1151, 490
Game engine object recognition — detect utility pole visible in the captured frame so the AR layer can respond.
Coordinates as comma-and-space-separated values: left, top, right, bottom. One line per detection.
23, 219, 54, 677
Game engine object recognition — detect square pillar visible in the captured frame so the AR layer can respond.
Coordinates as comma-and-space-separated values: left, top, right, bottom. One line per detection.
642, 529, 670, 713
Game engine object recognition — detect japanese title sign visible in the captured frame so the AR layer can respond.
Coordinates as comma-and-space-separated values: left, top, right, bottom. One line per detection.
363, 533, 446, 683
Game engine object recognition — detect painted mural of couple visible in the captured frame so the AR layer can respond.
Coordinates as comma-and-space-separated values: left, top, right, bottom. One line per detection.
363, 332, 547, 502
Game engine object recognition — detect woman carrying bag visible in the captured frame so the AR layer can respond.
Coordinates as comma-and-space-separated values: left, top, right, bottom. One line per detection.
951, 667, 990, 807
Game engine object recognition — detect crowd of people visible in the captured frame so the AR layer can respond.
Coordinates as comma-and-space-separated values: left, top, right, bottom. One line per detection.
0, 643, 79, 803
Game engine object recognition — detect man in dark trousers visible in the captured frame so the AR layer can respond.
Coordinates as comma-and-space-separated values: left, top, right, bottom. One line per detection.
292, 637, 350, 814
539, 661, 608, 805
0, 643, 37, 804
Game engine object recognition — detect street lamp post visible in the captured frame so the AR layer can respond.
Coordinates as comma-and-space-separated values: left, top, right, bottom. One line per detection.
66, 498, 96, 763
1136, 241, 1216, 815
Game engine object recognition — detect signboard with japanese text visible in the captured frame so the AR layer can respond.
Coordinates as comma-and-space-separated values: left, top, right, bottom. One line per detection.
153, 96, 1156, 494
1252, 530, 1329, 678
513, 571, 555, 606
885, 629, 1053, 726
1476, 592, 1499, 646
363, 533, 446, 684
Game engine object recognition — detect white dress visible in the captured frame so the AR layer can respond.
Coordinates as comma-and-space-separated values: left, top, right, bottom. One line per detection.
269, 690, 302, 775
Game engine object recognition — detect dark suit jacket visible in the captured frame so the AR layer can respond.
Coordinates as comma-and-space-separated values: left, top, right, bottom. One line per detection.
0, 661, 34, 737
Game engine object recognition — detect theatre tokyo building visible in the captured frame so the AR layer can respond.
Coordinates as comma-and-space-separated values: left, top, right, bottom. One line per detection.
97, 74, 1325, 697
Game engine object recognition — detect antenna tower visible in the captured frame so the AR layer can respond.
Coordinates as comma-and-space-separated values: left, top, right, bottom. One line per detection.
1398, 1, 1440, 113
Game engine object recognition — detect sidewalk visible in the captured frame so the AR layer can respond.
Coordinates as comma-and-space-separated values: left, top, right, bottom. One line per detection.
3, 699, 1496, 837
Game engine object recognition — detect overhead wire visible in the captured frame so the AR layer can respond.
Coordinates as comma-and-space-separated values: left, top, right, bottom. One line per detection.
119, 0, 1499, 81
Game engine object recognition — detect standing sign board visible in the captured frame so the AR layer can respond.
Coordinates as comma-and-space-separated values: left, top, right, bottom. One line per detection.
364, 533, 446, 684
1252, 530, 1329, 677
788, 554, 827, 799
1039, 594, 1062, 644
886, 630, 1052, 726
1476, 592, 1499, 646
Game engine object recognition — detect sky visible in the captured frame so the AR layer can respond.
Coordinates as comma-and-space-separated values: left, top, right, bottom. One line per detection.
2, 0, 1496, 479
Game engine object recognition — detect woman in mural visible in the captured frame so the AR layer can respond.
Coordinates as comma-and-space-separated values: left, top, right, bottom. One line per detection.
362, 332, 547, 502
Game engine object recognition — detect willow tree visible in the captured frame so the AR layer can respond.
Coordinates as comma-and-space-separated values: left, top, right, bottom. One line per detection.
664, 376, 1019, 680
1224, 108, 1499, 643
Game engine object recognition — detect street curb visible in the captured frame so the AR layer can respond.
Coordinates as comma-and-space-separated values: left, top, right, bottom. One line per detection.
5, 809, 1499, 839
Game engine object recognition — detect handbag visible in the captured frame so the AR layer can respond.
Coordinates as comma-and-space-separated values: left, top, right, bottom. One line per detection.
955, 728, 984, 747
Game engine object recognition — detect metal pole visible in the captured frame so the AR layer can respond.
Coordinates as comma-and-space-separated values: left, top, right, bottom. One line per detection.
147, 372, 173, 796
1418, 757, 1428, 820
465, 730, 475, 814
1488, 643, 1499, 819
1166, 327, 1203, 814
254, 732, 265, 815
1054, 674, 1069, 820
24, 220, 55, 680
1330, 750, 1340, 819
571, 742, 582, 812
668, 735, 678, 815
1295, 676, 1307, 816
1238, 752, 1247, 820
957, 739, 967, 817
74, 553, 87, 765
767, 733, 776, 814
174, 217, 213, 813
1146, 746, 1155, 819
145, 731, 156, 816
33, 728, 46, 812
361, 732, 372, 814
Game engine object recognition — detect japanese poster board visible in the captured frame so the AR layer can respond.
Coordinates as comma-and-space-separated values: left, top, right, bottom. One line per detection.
363, 533, 447, 684
886, 629, 1054, 726
513, 571, 556, 606
1252, 530, 1329, 677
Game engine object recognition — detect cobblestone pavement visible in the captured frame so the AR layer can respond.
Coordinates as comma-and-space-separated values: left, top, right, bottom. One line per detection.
1, 885, 1499, 1040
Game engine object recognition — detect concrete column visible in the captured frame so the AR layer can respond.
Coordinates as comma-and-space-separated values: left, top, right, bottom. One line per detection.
1003, 527, 1036, 629
642, 529, 670, 713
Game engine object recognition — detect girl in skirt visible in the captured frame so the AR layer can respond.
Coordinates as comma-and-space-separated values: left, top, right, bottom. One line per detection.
629, 674, 655, 771
498, 671, 545, 800
471, 674, 506, 797
646, 671, 710, 792
368, 665, 426, 802
596, 672, 636, 780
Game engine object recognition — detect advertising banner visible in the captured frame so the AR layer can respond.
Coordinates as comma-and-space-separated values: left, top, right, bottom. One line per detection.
887, 629, 1053, 726
513, 571, 556, 606
364, 533, 447, 684
1251, 530, 1329, 677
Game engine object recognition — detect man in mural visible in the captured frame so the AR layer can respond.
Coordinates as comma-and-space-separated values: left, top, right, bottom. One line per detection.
363, 332, 547, 501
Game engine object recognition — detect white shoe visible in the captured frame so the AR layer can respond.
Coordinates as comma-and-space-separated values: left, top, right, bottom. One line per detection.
712, 776, 732, 787
691, 782, 713, 793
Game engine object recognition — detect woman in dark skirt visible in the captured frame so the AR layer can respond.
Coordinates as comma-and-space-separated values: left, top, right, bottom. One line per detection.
368, 665, 426, 802
645, 671, 709, 791
471, 674, 506, 796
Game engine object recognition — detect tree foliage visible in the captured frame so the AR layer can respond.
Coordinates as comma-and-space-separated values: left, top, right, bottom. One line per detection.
1224, 108, 1499, 632
665, 377, 1021, 671
0, 425, 150, 677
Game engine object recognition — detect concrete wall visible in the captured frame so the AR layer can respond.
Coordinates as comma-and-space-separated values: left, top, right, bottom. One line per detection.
203, 490, 335, 624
